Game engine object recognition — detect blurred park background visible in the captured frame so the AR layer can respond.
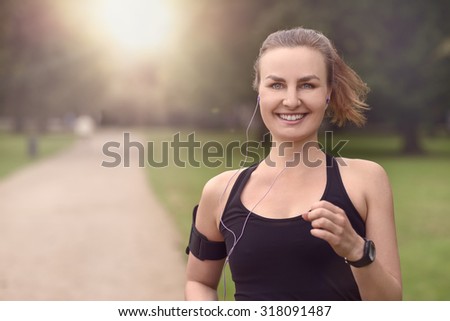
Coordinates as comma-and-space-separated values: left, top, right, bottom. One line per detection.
1, 0, 449, 300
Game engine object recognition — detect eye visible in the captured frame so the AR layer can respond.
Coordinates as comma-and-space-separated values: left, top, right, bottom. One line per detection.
300, 83, 315, 89
271, 83, 284, 90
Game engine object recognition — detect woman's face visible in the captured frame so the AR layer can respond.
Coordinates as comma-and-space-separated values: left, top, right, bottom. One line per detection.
258, 46, 331, 144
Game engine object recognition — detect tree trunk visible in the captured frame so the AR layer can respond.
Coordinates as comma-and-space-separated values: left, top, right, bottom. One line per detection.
400, 118, 424, 155
13, 109, 25, 133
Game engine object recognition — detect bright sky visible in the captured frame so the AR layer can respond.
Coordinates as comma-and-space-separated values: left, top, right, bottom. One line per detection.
63, 0, 178, 58
94, 0, 175, 52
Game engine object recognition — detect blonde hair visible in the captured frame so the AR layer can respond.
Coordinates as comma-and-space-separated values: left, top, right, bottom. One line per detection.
253, 27, 369, 127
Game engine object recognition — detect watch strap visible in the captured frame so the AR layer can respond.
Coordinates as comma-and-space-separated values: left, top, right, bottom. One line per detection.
345, 238, 375, 268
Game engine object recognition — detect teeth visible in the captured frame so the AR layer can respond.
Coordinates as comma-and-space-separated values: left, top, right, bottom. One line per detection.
278, 114, 305, 121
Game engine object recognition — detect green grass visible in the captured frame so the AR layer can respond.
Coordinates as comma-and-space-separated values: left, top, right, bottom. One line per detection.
0, 131, 75, 179
381, 158, 450, 300
144, 128, 244, 300
143, 128, 252, 236
143, 128, 450, 300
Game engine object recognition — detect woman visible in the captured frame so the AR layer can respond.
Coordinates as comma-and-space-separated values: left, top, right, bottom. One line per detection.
185, 27, 402, 300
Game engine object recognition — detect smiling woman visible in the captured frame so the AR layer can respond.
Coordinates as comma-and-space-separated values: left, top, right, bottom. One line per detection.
90, 0, 176, 53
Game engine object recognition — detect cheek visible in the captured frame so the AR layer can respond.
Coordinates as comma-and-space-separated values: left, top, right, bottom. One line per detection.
258, 90, 281, 107
302, 92, 328, 109
258, 99, 275, 124
258, 97, 278, 118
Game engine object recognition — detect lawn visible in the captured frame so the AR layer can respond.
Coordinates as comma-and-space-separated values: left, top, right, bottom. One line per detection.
0, 131, 75, 179
144, 127, 450, 300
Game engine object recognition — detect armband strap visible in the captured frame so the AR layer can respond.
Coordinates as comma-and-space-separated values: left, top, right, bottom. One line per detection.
185, 205, 227, 261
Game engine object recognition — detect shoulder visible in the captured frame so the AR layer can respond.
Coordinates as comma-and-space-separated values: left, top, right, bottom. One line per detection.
337, 157, 390, 186
336, 157, 392, 203
194, 168, 244, 240
337, 157, 387, 175
335, 158, 392, 220
201, 168, 243, 205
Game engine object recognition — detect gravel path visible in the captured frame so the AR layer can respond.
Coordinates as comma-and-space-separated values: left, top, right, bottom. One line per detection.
0, 130, 185, 300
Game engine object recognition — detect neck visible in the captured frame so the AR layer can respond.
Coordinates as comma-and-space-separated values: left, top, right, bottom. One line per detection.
265, 139, 324, 169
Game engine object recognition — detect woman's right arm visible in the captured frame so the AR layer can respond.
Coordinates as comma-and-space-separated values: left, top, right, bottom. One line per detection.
185, 170, 238, 300
185, 255, 225, 300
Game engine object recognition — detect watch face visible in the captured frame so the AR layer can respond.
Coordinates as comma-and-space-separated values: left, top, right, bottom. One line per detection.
368, 241, 376, 261
345, 239, 376, 267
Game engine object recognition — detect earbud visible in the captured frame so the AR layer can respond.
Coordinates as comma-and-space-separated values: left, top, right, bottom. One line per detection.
257, 95, 260, 103
326, 97, 330, 104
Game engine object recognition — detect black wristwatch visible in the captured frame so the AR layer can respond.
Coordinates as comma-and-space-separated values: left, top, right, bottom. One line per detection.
345, 238, 376, 268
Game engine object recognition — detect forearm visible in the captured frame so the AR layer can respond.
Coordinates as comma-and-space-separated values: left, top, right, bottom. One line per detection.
352, 261, 402, 300
185, 281, 219, 301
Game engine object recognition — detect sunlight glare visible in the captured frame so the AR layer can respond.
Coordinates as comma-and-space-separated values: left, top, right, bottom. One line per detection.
93, 0, 175, 53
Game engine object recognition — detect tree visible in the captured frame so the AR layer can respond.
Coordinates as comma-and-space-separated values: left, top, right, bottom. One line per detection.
165, 0, 449, 154
0, 0, 110, 132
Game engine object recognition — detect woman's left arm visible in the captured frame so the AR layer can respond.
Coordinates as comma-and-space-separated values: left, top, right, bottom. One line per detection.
303, 160, 402, 300
353, 160, 402, 300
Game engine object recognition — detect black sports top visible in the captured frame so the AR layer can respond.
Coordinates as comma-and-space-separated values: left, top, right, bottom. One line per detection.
219, 154, 365, 301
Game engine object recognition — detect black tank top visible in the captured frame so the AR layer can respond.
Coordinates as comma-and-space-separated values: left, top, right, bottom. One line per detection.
220, 154, 365, 301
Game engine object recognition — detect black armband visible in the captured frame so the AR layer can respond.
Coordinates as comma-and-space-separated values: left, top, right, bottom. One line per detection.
185, 205, 227, 261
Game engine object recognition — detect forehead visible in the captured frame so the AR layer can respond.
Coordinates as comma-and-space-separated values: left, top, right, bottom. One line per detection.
259, 46, 327, 80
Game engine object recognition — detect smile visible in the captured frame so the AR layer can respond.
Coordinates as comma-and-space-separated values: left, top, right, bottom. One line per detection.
277, 113, 306, 121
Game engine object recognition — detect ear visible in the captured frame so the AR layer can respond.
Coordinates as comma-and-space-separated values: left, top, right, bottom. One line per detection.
325, 89, 332, 111
327, 88, 332, 100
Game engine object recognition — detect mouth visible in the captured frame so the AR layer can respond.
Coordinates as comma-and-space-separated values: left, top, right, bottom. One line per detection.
277, 113, 307, 121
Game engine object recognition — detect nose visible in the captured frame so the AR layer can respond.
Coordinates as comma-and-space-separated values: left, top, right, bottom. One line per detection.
282, 88, 300, 109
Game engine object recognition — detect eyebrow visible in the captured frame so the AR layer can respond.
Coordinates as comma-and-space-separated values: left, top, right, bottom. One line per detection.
265, 74, 321, 82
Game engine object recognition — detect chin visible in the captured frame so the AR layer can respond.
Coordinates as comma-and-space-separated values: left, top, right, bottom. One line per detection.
270, 130, 319, 145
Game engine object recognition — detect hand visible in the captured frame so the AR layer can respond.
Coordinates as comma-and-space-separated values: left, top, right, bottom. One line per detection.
302, 200, 364, 260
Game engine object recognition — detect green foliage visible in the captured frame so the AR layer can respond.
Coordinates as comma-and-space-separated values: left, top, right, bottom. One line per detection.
0, 0, 114, 129
1, 0, 449, 147
145, 128, 450, 300
160, 0, 450, 152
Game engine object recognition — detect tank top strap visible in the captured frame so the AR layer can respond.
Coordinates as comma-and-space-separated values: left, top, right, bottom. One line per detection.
325, 153, 337, 182
324, 153, 349, 199
222, 165, 258, 217
323, 154, 366, 236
